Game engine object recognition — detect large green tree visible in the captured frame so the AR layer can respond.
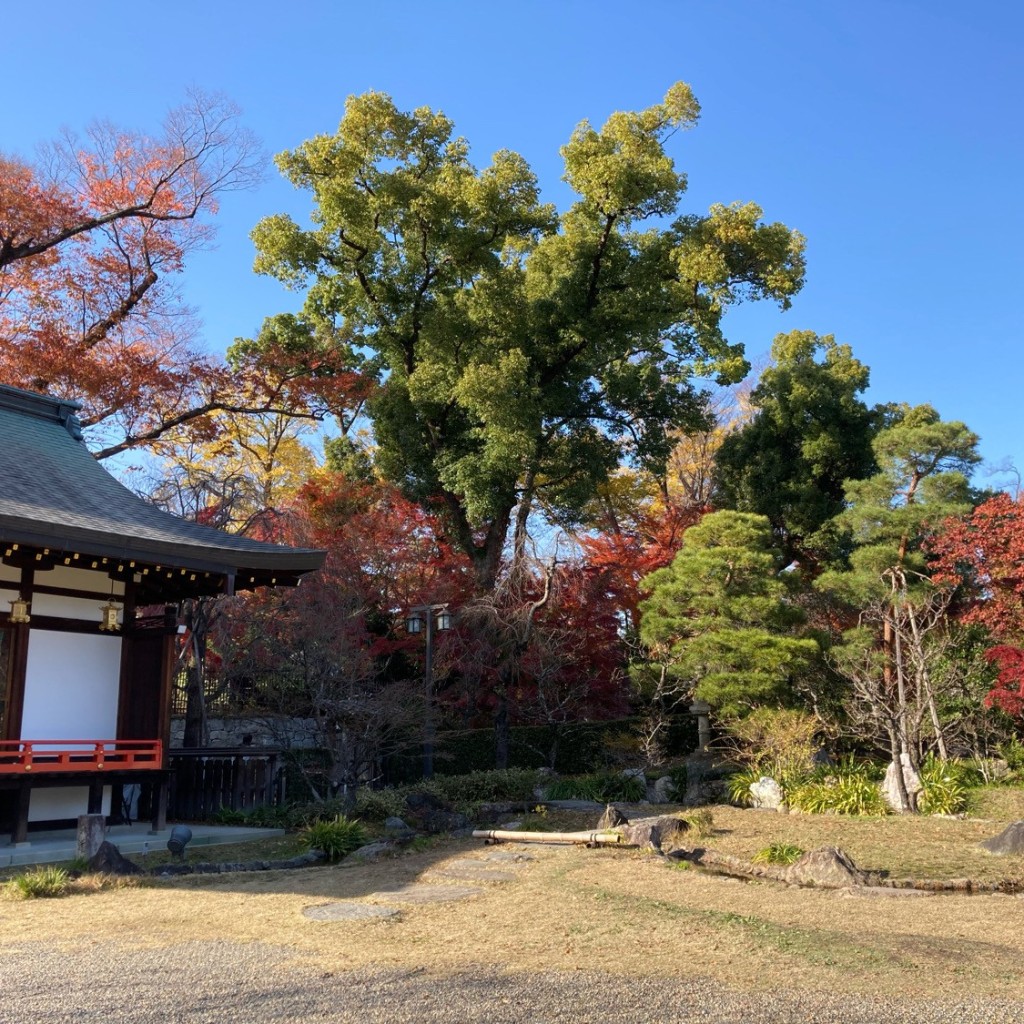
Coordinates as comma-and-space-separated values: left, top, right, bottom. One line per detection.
714, 330, 878, 559
638, 510, 819, 717
251, 85, 805, 586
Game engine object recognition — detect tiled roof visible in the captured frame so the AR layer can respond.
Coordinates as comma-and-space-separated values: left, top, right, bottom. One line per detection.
0, 384, 325, 583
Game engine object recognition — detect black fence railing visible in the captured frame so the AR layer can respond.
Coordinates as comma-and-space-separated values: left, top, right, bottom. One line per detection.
168, 748, 285, 821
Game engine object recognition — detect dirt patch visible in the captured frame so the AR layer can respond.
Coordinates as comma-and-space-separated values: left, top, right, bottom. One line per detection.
3, 832, 1024, 999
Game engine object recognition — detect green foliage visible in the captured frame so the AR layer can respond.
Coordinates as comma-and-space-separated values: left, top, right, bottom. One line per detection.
1000, 738, 1024, 778
752, 842, 805, 866
9, 865, 70, 899
423, 768, 541, 805
251, 86, 804, 579
723, 707, 821, 784
727, 765, 764, 807
352, 787, 408, 822
789, 766, 888, 816
544, 771, 647, 803
819, 404, 980, 603
640, 511, 820, 715
715, 330, 878, 555
298, 815, 368, 862
684, 808, 715, 840
917, 755, 979, 815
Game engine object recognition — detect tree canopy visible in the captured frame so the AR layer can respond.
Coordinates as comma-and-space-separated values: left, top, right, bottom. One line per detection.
251, 85, 805, 585
638, 510, 818, 716
714, 330, 878, 558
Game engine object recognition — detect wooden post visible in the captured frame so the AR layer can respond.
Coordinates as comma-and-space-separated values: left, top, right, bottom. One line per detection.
87, 780, 104, 815
149, 775, 168, 833
13, 780, 30, 845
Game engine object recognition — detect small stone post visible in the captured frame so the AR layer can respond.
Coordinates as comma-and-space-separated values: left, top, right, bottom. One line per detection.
690, 700, 712, 754
76, 813, 106, 859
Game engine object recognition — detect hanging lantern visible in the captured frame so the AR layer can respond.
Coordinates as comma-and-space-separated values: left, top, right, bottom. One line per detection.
8, 597, 30, 624
405, 612, 424, 635
99, 599, 121, 632
436, 608, 453, 631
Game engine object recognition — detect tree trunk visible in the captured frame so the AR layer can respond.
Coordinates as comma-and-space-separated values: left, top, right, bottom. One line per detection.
494, 691, 510, 770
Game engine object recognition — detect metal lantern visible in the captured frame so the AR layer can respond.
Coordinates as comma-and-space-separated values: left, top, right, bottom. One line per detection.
98, 600, 121, 632
405, 612, 424, 635
435, 608, 453, 631
8, 597, 30, 624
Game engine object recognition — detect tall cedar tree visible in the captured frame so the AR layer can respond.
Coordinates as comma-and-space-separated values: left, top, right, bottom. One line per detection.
251, 85, 805, 587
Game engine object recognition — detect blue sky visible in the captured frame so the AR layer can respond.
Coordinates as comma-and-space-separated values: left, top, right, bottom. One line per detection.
5, 1, 1023, 481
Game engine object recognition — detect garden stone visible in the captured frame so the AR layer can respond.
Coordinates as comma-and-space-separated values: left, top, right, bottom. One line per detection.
403, 791, 470, 833
979, 820, 1024, 856
651, 776, 677, 804
369, 883, 482, 904
881, 754, 922, 813
596, 804, 629, 830
76, 814, 106, 859
88, 841, 145, 876
384, 816, 412, 833
749, 777, 786, 811
348, 840, 398, 863
782, 846, 864, 888
616, 814, 689, 853
303, 902, 400, 921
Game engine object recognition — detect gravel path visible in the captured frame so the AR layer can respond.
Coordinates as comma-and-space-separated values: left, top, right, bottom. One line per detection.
2, 939, 1022, 1023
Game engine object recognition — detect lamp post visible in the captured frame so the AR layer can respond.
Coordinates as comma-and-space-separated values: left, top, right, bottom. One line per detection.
406, 604, 452, 779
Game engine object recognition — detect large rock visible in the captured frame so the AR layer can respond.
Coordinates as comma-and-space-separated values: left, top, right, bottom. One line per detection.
596, 804, 629, 829
87, 841, 145, 876
980, 820, 1024, 856
650, 776, 678, 804
881, 754, 922, 813
782, 846, 864, 888
616, 814, 690, 853
749, 777, 786, 811
403, 792, 469, 834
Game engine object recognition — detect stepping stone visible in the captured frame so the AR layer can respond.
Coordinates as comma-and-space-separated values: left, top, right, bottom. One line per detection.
482, 851, 534, 864
431, 860, 517, 883
835, 887, 934, 899
303, 902, 400, 921
369, 884, 482, 904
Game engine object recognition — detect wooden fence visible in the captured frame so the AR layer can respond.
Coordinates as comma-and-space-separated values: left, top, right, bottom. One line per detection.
167, 748, 285, 821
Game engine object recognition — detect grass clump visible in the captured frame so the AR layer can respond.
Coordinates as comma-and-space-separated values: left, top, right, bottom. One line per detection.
789, 765, 888, 816
298, 815, 368, 862
917, 755, 979, 815
684, 808, 715, 840
7, 865, 71, 899
752, 842, 805, 866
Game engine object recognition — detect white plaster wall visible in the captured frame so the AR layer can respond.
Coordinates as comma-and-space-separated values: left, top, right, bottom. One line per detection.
28, 787, 111, 822
44, 564, 125, 594
0, 562, 19, 586
22, 632, 122, 822
33, 592, 123, 625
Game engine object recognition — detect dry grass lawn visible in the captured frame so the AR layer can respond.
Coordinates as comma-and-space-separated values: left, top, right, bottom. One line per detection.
5, 793, 1024, 1000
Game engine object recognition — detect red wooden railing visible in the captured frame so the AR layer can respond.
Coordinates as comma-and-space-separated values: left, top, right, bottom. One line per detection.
0, 739, 163, 774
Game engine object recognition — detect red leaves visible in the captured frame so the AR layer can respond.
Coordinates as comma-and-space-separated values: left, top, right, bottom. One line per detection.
985, 646, 1024, 718
931, 493, 1024, 641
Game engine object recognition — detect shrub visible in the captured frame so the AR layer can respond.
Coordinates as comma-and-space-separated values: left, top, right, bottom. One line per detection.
789, 770, 888, 816
10, 865, 70, 899
753, 842, 804, 866
917, 755, 978, 815
424, 768, 542, 804
544, 771, 646, 803
723, 708, 822, 783
298, 815, 368, 862
352, 787, 407, 821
